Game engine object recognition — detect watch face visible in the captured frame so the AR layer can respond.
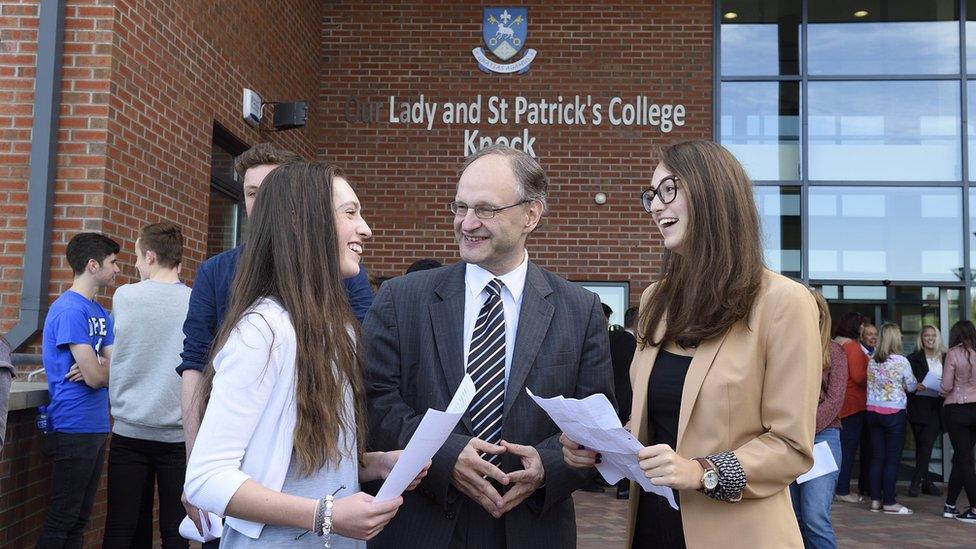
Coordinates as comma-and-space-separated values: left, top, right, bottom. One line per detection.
703, 470, 719, 491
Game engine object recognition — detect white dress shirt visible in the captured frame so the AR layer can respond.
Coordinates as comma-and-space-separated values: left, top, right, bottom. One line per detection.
462, 252, 529, 383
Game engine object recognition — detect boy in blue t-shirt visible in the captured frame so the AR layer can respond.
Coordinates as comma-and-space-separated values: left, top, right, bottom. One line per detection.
38, 232, 120, 548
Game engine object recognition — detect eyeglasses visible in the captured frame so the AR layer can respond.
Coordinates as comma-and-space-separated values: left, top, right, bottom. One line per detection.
640, 176, 680, 212
450, 200, 530, 219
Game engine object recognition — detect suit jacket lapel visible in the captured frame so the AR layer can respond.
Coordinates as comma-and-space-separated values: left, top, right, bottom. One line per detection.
430, 263, 470, 431
503, 262, 553, 417
676, 330, 730, 450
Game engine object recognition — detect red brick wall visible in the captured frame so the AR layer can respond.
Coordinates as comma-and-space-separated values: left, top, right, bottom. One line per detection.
0, 408, 51, 548
318, 0, 713, 306
0, 0, 323, 345
1, 0, 323, 545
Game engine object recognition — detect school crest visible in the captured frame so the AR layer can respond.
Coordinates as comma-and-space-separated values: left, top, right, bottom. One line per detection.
472, 7, 537, 74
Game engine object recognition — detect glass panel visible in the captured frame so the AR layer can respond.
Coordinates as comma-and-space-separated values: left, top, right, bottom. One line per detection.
971, 189, 976, 269
808, 0, 959, 75
968, 0, 976, 73
207, 189, 242, 258
755, 185, 801, 277
808, 81, 961, 181
809, 186, 964, 281
969, 81, 976, 181
819, 285, 839, 299
947, 288, 960, 329
720, 0, 800, 76
842, 286, 887, 300
721, 82, 800, 180
210, 138, 237, 185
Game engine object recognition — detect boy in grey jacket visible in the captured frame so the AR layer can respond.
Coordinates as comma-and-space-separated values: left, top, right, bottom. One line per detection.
103, 222, 191, 549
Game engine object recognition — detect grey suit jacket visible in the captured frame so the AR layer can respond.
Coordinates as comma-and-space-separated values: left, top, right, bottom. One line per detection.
364, 261, 615, 549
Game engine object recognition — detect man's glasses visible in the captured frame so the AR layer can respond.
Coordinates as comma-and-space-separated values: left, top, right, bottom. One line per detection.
450, 200, 530, 219
640, 176, 680, 212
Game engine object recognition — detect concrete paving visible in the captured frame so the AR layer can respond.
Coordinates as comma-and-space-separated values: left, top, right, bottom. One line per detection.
575, 485, 975, 548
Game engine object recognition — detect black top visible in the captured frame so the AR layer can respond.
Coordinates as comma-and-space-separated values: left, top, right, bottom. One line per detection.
633, 349, 693, 549
647, 349, 693, 449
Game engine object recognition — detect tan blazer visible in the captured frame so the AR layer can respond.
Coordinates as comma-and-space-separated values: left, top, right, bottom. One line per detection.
627, 270, 821, 548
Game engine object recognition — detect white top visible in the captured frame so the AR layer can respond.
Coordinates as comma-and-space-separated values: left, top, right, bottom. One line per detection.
927, 356, 943, 378
463, 252, 529, 382
185, 298, 301, 539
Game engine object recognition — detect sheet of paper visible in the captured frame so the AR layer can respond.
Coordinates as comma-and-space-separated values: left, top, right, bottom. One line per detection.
919, 371, 942, 396
526, 388, 678, 510
373, 375, 475, 503
796, 441, 839, 484
178, 510, 222, 542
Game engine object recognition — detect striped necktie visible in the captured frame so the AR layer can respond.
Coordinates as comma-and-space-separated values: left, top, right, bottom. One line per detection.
467, 278, 507, 464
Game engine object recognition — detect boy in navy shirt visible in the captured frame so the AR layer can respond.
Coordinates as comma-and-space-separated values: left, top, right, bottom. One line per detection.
38, 232, 120, 548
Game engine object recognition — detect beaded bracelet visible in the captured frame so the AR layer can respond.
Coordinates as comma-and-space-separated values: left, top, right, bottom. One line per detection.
316, 485, 345, 548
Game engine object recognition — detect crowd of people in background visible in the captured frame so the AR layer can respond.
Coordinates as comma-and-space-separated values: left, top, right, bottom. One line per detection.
827, 310, 976, 527
24, 139, 976, 549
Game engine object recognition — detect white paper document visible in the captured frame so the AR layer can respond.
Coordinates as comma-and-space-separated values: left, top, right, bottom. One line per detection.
918, 371, 942, 397
796, 441, 838, 484
178, 510, 222, 542
373, 374, 476, 503
526, 388, 678, 510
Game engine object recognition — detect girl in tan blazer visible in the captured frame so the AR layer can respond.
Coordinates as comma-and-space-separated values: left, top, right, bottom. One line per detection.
561, 141, 821, 548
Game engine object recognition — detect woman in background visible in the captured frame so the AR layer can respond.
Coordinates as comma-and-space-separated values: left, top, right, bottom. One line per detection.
906, 324, 946, 498
941, 320, 976, 523
834, 312, 869, 504
865, 322, 919, 515
790, 290, 846, 548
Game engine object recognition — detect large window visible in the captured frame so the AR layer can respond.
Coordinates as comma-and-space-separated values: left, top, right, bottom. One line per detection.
808, 81, 961, 181
719, 0, 972, 320
755, 185, 801, 277
721, 82, 800, 180
807, 1, 959, 75
808, 187, 963, 281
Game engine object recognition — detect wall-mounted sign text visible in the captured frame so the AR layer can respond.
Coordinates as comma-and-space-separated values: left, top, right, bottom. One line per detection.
345, 94, 687, 157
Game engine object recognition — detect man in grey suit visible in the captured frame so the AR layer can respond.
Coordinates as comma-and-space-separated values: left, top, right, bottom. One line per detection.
364, 145, 615, 548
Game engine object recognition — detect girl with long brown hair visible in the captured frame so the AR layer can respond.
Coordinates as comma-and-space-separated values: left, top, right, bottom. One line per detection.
561, 140, 821, 548
184, 162, 423, 547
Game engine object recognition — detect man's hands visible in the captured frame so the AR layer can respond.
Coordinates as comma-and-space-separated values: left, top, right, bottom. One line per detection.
450, 438, 546, 518
451, 438, 509, 516
361, 450, 430, 490
496, 440, 544, 516
560, 433, 600, 469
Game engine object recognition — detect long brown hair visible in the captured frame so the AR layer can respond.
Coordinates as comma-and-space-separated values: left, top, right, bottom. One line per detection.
810, 290, 832, 372
639, 140, 765, 348
196, 162, 367, 474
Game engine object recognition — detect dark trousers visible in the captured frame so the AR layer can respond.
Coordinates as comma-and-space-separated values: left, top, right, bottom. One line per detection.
837, 412, 864, 495
36, 432, 108, 549
910, 419, 941, 483
858, 416, 872, 494
102, 434, 189, 549
945, 403, 976, 509
867, 410, 908, 506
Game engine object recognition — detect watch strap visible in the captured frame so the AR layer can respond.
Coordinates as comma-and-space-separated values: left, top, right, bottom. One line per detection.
693, 457, 718, 492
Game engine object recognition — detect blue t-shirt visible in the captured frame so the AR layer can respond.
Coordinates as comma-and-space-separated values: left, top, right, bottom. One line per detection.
41, 290, 114, 433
